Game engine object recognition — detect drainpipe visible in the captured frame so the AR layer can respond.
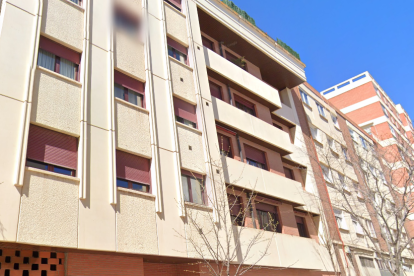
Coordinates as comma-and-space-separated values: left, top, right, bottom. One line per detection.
226, 84, 233, 106
219, 41, 224, 57
236, 134, 243, 161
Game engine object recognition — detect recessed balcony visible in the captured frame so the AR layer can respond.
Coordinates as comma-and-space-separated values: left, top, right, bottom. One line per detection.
212, 97, 294, 156
222, 156, 305, 206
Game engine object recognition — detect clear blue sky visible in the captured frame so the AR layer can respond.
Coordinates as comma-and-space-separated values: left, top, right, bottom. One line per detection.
230, 0, 414, 119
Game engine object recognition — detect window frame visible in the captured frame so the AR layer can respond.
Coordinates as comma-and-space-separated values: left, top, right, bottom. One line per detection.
38, 49, 80, 81
164, 0, 182, 11
115, 83, 144, 107
256, 206, 282, 233
26, 159, 76, 177
316, 102, 326, 117
300, 90, 310, 106
168, 45, 188, 65
295, 215, 310, 238
182, 172, 205, 205
116, 178, 150, 193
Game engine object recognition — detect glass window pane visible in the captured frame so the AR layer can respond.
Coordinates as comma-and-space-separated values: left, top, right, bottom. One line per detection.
70, 0, 79, 4
114, 84, 124, 100
132, 183, 148, 192
53, 166, 73, 176
190, 177, 203, 205
37, 49, 56, 71
27, 160, 48, 171
168, 46, 174, 59
116, 179, 129, 189
60, 58, 75, 80
181, 175, 190, 202
128, 90, 138, 105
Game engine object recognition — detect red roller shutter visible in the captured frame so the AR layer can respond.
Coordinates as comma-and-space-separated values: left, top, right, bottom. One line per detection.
234, 95, 255, 110
27, 125, 78, 169
116, 150, 151, 185
39, 36, 81, 65
244, 144, 266, 164
209, 81, 222, 100
255, 202, 276, 213
114, 70, 145, 94
173, 97, 197, 124
168, 0, 182, 9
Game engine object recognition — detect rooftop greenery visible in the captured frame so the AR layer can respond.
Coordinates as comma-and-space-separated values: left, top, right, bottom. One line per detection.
221, 0, 301, 61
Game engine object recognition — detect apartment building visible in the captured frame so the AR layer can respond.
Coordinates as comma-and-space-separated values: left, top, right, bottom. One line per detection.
321, 72, 414, 239
0, 0, 337, 275
295, 83, 414, 276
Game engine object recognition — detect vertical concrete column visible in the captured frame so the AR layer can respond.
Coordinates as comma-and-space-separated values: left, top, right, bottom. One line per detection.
0, 0, 40, 241
145, 0, 186, 256
77, 0, 116, 251
186, 0, 224, 221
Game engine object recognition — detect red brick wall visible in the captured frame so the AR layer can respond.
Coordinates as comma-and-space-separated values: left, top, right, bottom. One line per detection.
144, 262, 201, 276
329, 82, 377, 110
345, 102, 384, 125
67, 252, 144, 276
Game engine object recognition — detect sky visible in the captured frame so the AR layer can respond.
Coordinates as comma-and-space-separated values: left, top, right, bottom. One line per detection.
230, 0, 414, 119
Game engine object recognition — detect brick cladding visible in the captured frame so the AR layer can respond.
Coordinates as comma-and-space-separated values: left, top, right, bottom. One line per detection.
329, 82, 377, 110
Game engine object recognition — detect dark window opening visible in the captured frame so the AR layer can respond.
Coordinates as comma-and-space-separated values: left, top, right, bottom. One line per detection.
5, 256, 11, 263
176, 116, 197, 129
296, 216, 309, 238
236, 101, 255, 116
23, 271, 29, 276
168, 45, 187, 65
114, 83, 144, 107
164, 0, 182, 11
13, 263, 19, 270
50, 265, 57, 271
225, 51, 247, 71
41, 258, 48, 264
283, 167, 295, 180
257, 208, 281, 233
228, 194, 244, 226
202, 35, 215, 51
246, 158, 266, 170
23, 257, 29, 264
32, 264, 39, 271
50, 252, 57, 259
217, 133, 232, 158
209, 81, 222, 100
33, 251, 39, 258
114, 8, 140, 35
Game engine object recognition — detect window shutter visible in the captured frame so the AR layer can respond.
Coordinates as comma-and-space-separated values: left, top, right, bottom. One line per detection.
244, 144, 266, 164
116, 150, 151, 185
209, 81, 222, 100
255, 202, 276, 213
168, 0, 182, 8
39, 36, 81, 65
234, 95, 255, 110
167, 37, 187, 55
27, 125, 78, 169
283, 167, 294, 180
202, 36, 215, 51
296, 216, 305, 224
114, 70, 145, 94
173, 97, 197, 124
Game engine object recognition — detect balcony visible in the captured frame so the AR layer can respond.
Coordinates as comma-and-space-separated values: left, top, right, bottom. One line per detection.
41, 0, 84, 51
212, 97, 294, 155
205, 47, 281, 111
234, 226, 335, 271
222, 156, 305, 206
273, 103, 299, 125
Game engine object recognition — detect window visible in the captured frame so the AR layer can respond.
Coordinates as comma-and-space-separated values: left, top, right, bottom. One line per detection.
114, 7, 140, 35
244, 145, 267, 170
360, 136, 368, 150
234, 95, 255, 116
349, 128, 357, 141
26, 125, 78, 176
116, 150, 151, 192
327, 137, 337, 152
342, 147, 349, 161
283, 167, 295, 180
182, 171, 204, 205
376, 259, 387, 270
333, 209, 348, 230
321, 165, 333, 183
296, 216, 309, 238
389, 123, 396, 137
69, 0, 82, 6
354, 182, 363, 198
381, 104, 389, 118
255, 203, 281, 233
310, 126, 322, 143
228, 194, 244, 226
274, 124, 283, 130
338, 173, 348, 191
363, 126, 372, 135
366, 220, 376, 237
225, 51, 247, 70
165, 0, 182, 11
37, 37, 80, 81
351, 216, 364, 235
202, 35, 215, 51
316, 103, 326, 117
217, 133, 232, 158
300, 90, 310, 105
208, 81, 223, 100
167, 37, 188, 65
174, 97, 197, 128
114, 71, 145, 107
332, 115, 339, 128
360, 257, 375, 268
